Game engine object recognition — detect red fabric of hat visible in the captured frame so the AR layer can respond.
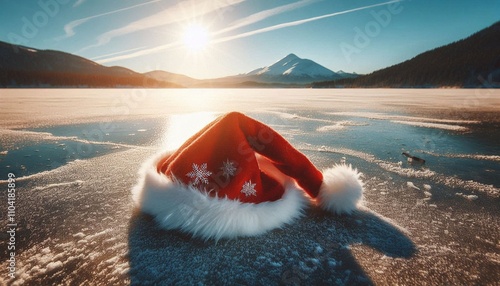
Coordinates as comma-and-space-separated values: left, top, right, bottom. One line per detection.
156, 112, 323, 203
132, 112, 364, 241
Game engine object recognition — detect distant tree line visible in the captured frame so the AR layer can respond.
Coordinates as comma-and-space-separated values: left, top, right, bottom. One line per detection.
0, 70, 180, 88
313, 21, 500, 88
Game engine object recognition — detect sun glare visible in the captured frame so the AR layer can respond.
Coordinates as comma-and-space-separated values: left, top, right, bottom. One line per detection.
182, 24, 210, 52
162, 112, 217, 150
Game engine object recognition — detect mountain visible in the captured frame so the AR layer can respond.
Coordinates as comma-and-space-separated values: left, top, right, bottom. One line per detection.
241, 53, 357, 84
247, 53, 334, 77
144, 70, 200, 87
313, 21, 500, 88
0, 41, 179, 88
143, 54, 357, 87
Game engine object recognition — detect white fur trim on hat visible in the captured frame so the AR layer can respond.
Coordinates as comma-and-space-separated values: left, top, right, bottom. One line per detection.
317, 164, 364, 215
131, 152, 310, 241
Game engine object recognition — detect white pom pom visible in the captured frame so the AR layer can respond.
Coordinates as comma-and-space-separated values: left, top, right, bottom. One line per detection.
318, 164, 364, 215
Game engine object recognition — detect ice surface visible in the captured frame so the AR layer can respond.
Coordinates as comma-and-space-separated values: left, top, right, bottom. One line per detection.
1, 89, 499, 285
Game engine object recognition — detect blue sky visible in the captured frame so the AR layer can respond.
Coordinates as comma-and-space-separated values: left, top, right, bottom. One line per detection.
1, 0, 499, 79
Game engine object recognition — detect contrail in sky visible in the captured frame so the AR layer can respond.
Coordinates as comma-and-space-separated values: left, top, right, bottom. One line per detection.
91, 46, 149, 61
214, 0, 319, 36
212, 0, 401, 44
57, 0, 161, 40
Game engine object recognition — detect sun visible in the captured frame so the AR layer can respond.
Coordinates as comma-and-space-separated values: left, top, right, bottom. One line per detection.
182, 24, 210, 52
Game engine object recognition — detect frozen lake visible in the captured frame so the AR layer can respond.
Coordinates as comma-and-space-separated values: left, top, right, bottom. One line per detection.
0, 89, 499, 285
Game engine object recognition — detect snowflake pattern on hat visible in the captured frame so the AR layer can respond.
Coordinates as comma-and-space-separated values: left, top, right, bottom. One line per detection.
186, 160, 256, 198
186, 163, 212, 185
241, 180, 257, 197
220, 159, 237, 178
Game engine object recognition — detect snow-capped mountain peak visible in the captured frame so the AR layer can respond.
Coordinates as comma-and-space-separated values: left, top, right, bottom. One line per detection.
279, 53, 300, 63
246, 53, 337, 79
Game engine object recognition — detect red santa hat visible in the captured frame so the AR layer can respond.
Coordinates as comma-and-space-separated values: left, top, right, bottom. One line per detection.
132, 112, 363, 240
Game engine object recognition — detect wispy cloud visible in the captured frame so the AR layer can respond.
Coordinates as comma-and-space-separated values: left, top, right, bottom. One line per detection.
73, 0, 86, 8
81, 0, 244, 53
96, 42, 181, 64
95, 0, 401, 65
57, 0, 161, 40
214, 0, 319, 36
90, 46, 149, 61
213, 0, 401, 44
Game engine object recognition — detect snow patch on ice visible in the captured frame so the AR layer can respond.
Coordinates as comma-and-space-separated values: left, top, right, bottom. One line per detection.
329, 111, 474, 130
437, 177, 498, 198
317, 121, 367, 132
421, 151, 500, 162
0, 169, 60, 184
0, 128, 55, 139
455, 193, 479, 201
270, 111, 332, 123
405, 182, 432, 198
317, 124, 346, 132
33, 180, 84, 191
378, 162, 436, 178
46, 261, 63, 272
391, 120, 469, 131
329, 112, 479, 124
73, 232, 86, 239
485, 252, 500, 264
407, 182, 420, 190
112, 262, 130, 276
316, 146, 376, 162
0, 127, 152, 151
